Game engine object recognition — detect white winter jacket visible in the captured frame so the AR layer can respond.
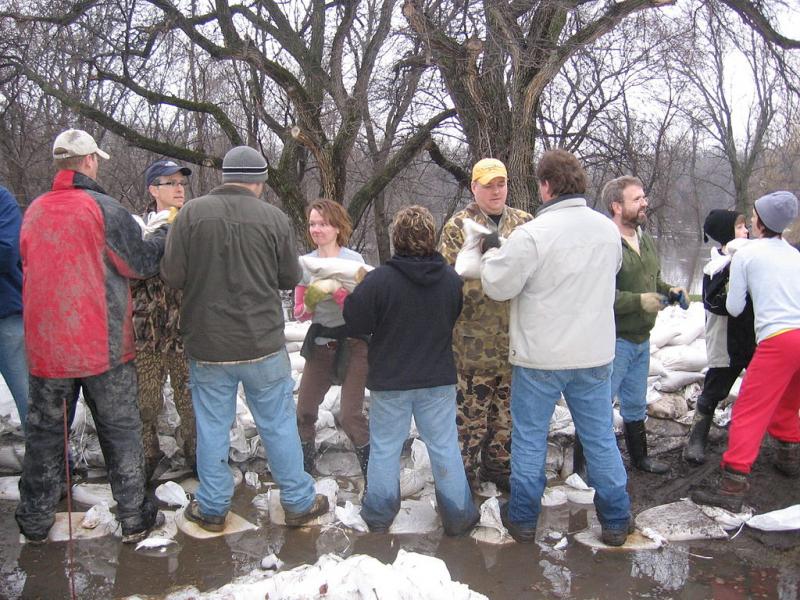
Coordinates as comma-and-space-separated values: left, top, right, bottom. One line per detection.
480, 196, 622, 370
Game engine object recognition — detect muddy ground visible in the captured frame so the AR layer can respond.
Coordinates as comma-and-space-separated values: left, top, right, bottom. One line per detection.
0, 423, 798, 600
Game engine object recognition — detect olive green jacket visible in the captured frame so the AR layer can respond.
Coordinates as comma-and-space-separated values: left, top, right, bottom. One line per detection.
614, 228, 672, 344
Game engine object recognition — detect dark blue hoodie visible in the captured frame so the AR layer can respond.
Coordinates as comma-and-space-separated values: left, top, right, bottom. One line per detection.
0, 186, 23, 319
343, 252, 463, 391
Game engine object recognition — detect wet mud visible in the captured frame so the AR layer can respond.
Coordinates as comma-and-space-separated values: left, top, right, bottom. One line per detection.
1, 430, 798, 600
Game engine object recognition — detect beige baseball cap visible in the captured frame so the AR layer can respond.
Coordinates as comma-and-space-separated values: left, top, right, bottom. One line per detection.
52, 129, 110, 160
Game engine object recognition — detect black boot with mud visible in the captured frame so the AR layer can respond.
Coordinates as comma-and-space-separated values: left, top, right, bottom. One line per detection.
683, 410, 713, 465
624, 420, 669, 474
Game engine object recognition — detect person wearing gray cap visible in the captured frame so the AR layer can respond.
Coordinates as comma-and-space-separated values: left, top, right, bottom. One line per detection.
161, 146, 328, 532
132, 159, 196, 480
692, 191, 800, 512
16, 128, 167, 544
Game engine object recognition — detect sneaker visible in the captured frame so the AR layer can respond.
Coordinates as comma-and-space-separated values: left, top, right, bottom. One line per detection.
499, 502, 536, 543
284, 494, 329, 527
122, 510, 165, 544
183, 500, 227, 533
601, 518, 634, 547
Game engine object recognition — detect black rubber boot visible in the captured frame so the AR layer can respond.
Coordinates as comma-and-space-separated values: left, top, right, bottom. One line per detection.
683, 410, 713, 465
691, 465, 749, 512
301, 441, 316, 475
774, 441, 800, 477
354, 443, 370, 491
573, 435, 588, 482
623, 420, 669, 475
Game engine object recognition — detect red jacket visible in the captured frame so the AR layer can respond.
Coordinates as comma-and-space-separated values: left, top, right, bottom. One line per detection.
20, 170, 167, 378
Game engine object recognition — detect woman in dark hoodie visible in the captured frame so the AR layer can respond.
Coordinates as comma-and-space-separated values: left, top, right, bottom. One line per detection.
343, 205, 479, 536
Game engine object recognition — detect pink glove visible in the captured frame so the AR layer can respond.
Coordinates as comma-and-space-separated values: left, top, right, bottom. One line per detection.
293, 285, 313, 321
332, 287, 349, 309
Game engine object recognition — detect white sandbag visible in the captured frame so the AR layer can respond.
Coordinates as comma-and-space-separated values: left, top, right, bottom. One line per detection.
288, 352, 305, 373
649, 356, 667, 377
696, 502, 754, 530
285, 341, 302, 353
335, 500, 369, 532
670, 314, 705, 347
470, 497, 513, 545
158, 434, 179, 459
563, 474, 594, 504
746, 505, 800, 532
0, 475, 20, 500
245, 471, 261, 489
541, 486, 568, 507
390, 498, 441, 534
299, 256, 374, 291
654, 371, 705, 393
315, 450, 361, 477
649, 323, 681, 350
320, 386, 341, 411
411, 438, 432, 474
646, 390, 689, 420
0, 442, 24, 472
635, 499, 727, 541
315, 409, 336, 431
400, 467, 429, 498
268, 478, 337, 527
72, 482, 116, 508
549, 404, 574, 435
260, 553, 285, 571
155, 481, 190, 508
454, 219, 492, 279
284, 321, 311, 342
80, 502, 115, 531
654, 345, 707, 373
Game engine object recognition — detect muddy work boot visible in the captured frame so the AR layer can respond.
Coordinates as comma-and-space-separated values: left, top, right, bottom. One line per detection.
499, 502, 536, 544
122, 508, 166, 544
774, 441, 800, 477
601, 518, 634, 547
354, 443, 370, 489
284, 493, 330, 527
183, 499, 227, 533
623, 420, 669, 475
683, 410, 713, 465
691, 465, 749, 513
301, 441, 317, 475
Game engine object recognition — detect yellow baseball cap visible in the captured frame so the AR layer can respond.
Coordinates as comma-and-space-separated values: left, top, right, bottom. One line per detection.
471, 158, 507, 185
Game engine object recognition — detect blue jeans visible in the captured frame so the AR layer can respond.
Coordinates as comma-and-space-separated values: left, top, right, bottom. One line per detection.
0, 313, 28, 430
362, 385, 478, 535
610, 338, 650, 422
189, 349, 315, 516
509, 364, 630, 531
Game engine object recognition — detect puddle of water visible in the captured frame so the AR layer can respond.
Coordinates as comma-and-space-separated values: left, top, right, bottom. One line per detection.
1, 480, 797, 599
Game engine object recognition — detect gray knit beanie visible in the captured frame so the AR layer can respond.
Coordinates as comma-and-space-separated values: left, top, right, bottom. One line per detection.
222, 146, 268, 183
754, 191, 798, 233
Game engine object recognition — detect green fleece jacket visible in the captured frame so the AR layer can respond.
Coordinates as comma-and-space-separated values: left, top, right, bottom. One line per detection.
614, 229, 672, 343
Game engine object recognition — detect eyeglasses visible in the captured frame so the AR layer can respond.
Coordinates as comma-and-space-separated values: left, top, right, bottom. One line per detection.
153, 181, 189, 188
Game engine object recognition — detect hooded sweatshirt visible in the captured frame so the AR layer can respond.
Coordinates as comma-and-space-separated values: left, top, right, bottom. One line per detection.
343, 253, 463, 391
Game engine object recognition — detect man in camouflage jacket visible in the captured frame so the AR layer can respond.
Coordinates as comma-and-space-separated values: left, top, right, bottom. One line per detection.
133, 159, 195, 479
438, 158, 532, 490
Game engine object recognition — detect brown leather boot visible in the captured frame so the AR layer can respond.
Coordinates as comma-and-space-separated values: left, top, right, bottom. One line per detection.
774, 441, 800, 477
691, 465, 749, 512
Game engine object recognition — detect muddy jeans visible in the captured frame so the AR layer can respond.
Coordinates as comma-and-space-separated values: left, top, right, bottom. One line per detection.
296, 338, 369, 447
135, 348, 195, 467
16, 362, 155, 540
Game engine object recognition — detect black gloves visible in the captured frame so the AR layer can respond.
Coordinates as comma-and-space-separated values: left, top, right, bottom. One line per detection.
480, 232, 501, 253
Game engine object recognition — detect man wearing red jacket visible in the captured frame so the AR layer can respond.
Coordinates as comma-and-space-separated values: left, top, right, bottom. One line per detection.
15, 129, 167, 544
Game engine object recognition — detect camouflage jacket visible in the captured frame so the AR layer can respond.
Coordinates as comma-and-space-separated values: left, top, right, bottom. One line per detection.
438, 202, 533, 372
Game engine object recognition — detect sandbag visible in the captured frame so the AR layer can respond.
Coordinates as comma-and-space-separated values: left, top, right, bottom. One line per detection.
454, 219, 492, 280
299, 256, 373, 291
635, 499, 727, 541
654, 345, 707, 372
746, 504, 800, 532
654, 370, 705, 393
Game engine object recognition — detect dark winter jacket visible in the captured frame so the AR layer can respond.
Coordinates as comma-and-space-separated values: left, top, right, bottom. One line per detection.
703, 259, 756, 368
0, 186, 23, 319
20, 170, 167, 378
343, 253, 463, 391
160, 184, 301, 362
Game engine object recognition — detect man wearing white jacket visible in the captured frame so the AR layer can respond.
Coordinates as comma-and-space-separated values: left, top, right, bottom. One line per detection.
480, 149, 632, 546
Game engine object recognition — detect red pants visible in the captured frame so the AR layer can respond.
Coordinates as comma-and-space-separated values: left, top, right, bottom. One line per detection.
722, 329, 800, 473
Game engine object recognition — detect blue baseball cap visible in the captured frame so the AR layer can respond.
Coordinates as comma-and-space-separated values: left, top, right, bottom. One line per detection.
145, 159, 192, 187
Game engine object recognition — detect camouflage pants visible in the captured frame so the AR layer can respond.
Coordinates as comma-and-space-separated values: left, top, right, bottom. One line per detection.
135, 348, 195, 469
455, 368, 512, 485
16, 362, 156, 539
